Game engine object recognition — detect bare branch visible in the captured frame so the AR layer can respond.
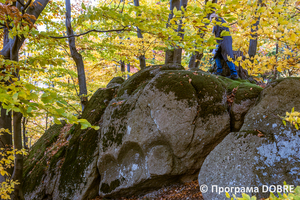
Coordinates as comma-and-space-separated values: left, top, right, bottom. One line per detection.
49, 27, 130, 39
24, 0, 32, 11
17, 0, 25, 7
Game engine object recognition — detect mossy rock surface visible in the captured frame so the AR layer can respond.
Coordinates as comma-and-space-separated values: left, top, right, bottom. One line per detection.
22, 66, 264, 200
58, 128, 98, 198
107, 77, 125, 88
199, 78, 300, 200
117, 67, 157, 97
58, 87, 116, 198
117, 65, 185, 97
23, 122, 66, 193
23, 87, 116, 200
82, 87, 116, 125
218, 76, 263, 104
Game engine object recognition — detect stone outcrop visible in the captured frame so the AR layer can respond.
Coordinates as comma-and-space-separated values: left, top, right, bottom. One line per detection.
23, 65, 262, 199
198, 77, 300, 200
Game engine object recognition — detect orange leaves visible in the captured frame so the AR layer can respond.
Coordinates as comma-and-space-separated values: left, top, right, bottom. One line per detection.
254, 129, 265, 137
227, 87, 238, 106
111, 101, 125, 107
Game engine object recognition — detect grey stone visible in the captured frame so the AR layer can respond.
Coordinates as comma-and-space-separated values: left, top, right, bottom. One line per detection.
199, 78, 300, 200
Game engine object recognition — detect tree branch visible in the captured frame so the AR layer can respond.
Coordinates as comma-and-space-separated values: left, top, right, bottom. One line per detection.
16, 0, 25, 7
49, 27, 130, 39
24, 0, 32, 11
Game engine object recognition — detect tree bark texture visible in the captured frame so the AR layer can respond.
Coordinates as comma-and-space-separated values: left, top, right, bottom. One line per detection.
11, 112, 24, 200
248, 0, 263, 59
188, 0, 217, 69
0, 0, 50, 193
165, 0, 181, 65
134, 0, 146, 69
65, 0, 88, 111
22, 117, 28, 149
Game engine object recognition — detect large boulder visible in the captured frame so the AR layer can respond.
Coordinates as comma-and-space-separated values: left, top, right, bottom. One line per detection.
23, 87, 117, 200
23, 65, 261, 199
198, 77, 300, 200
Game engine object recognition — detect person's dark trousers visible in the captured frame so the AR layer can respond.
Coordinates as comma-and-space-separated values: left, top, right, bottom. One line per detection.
226, 61, 238, 75
215, 55, 238, 75
215, 56, 223, 73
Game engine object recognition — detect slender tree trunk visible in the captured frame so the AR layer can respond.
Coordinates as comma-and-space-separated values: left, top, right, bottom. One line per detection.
274, 42, 279, 79
11, 112, 23, 200
173, 0, 188, 65
10, 36, 25, 200
127, 63, 130, 79
134, 0, 146, 69
120, 61, 125, 72
65, 0, 88, 111
45, 113, 48, 130
22, 117, 28, 149
29, 137, 32, 148
0, 104, 13, 184
165, 0, 181, 65
188, 52, 204, 69
248, 0, 263, 59
188, 0, 217, 69
0, 27, 13, 182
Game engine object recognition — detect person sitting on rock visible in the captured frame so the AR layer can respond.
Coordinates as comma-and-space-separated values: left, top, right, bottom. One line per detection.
210, 13, 239, 80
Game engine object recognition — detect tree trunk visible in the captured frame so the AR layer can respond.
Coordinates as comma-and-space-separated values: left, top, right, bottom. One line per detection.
0, 104, 13, 183
120, 61, 125, 72
188, 51, 203, 69
248, 0, 263, 59
134, 0, 146, 69
173, 0, 188, 65
11, 112, 24, 200
22, 117, 28, 149
0, 0, 50, 194
165, 0, 181, 65
127, 63, 130, 79
188, 0, 217, 69
65, 0, 88, 111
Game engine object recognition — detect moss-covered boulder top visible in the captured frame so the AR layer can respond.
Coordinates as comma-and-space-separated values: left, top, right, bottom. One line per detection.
23, 65, 263, 200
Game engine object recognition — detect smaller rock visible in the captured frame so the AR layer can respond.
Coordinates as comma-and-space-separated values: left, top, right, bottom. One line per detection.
107, 77, 125, 88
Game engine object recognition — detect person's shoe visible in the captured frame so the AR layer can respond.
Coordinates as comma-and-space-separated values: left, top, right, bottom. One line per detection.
212, 72, 223, 76
227, 74, 239, 80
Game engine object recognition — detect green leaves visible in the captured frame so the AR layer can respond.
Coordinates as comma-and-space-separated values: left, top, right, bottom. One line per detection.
81, 2, 86, 10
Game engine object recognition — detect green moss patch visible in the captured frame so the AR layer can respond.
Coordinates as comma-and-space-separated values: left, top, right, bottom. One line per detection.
117, 67, 160, 97
218, 76, 263, 104
82, 88, 116, 125
58, 128, 99, 196
107, 77, 125, 87
154, 70, 227, 117
154, 71, 196, 101
102, 124, 126, 152
23, 122, 66, 193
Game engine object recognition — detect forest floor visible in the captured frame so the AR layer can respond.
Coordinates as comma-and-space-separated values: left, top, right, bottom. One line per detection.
93, 180, 203, 200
